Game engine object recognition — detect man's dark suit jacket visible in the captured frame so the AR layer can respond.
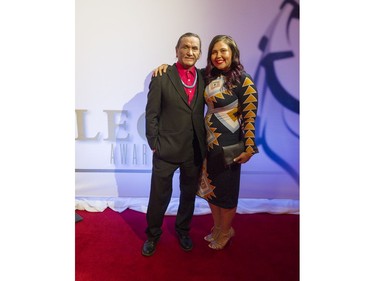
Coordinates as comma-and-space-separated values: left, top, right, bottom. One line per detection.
145, 64, 206, 163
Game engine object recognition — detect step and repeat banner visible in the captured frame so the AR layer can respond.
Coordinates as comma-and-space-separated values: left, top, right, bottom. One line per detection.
76, 0, 299, 209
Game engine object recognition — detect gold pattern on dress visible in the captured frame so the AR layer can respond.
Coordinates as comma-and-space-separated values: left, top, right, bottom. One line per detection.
197, 159, 216, 200
206, 117, 221, 149
240, 77, 258, 154
206, 92, 225, 104
226, 107, 238, 122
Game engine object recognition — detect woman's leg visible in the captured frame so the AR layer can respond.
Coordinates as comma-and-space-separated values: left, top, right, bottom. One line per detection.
208, 206, 237, 250
204, 203, 222, 241
209, 203, 221, 228
219, 206, 236, 233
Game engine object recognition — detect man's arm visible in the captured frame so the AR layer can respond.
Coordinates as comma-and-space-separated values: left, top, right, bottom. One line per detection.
145, 76, 162, 150
152, 64, 170, 77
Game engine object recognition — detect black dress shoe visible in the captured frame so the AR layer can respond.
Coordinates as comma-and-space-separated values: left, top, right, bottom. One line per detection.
178, 235, 193, 251
142, 240, 157, 256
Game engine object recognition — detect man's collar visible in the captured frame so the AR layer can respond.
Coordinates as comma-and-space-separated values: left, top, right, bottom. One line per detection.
176, 61, 195, 73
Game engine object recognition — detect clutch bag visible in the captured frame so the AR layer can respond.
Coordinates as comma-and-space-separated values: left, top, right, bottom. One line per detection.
221, 141, 245, 167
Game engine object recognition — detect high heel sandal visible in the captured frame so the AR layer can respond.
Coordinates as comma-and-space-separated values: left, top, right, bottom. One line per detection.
204, 226, 221, 242
208, 227, 235, 250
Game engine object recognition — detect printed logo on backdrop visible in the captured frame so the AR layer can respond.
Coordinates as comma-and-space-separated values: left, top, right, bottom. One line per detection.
75, 74, 153, 173
254, 0, 300, 184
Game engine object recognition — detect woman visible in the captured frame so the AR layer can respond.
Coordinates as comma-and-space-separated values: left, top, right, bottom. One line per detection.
154, 35, 259, 250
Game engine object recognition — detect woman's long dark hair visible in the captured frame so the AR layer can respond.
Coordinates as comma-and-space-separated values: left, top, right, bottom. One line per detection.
205, 35, 244, 90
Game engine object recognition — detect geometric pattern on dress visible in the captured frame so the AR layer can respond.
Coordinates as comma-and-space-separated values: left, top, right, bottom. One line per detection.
213, 100, 240, 133
205, 117, 221, 149
201, 75, 258, 199
205, 76, 239, 149
196, 158, 216, 200
241, 76, 258, 154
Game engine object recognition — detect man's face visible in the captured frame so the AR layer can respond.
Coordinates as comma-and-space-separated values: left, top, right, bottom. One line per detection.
176, 36, 201, 69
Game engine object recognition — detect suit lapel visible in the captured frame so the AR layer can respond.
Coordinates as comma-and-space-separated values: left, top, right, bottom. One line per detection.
189, 69, 204, 109
168, 65, 189, 106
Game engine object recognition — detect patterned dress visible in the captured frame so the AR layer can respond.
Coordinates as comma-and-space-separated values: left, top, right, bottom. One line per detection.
198, 73, 259, 209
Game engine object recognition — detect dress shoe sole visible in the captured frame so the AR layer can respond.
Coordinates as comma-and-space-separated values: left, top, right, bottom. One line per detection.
177, 234, 193, 252
141, 240, 158, 257
180, 245, 193, 252
178, 238, 193, 251
141, 249, 155, 257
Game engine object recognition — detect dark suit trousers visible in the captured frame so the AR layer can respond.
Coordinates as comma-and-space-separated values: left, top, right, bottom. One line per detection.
145, 152, 202, 241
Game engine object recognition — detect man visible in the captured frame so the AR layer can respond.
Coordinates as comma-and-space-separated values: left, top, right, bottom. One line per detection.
142, 32, 206, 256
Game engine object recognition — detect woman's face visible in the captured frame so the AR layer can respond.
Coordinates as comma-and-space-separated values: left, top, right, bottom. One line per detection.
211, 41, 232, 71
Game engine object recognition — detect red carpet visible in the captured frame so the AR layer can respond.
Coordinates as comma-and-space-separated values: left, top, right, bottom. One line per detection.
75, 208, 299, 281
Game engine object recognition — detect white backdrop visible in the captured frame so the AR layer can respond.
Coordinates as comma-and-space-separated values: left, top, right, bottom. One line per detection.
75, 0, 300, 214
